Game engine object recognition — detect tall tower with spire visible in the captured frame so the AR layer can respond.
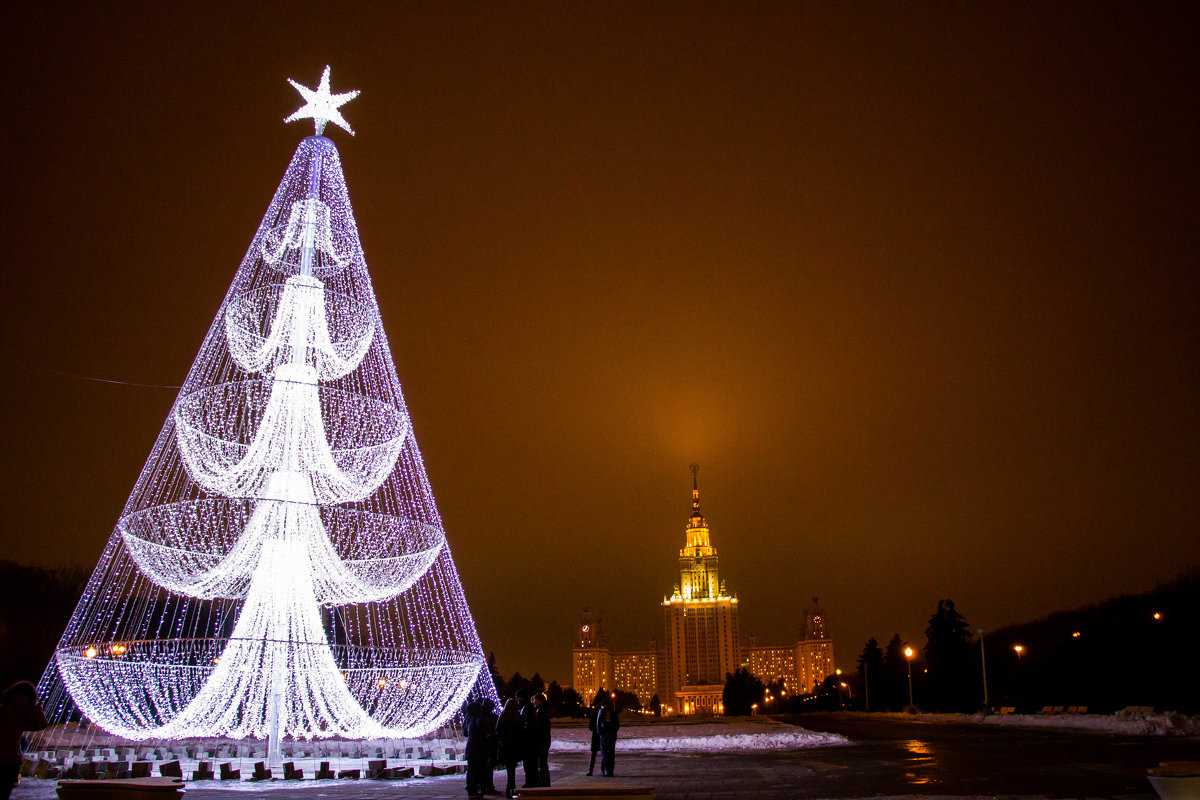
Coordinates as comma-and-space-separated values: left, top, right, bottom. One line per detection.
678, 463, 722, 600
662, 465, 740, 714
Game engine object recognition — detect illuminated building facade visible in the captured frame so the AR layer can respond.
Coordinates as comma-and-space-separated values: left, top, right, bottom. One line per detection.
662, 466, 740, 713
794, 601, 836, 694
612, 643, 666, 707
571, 609, 612, 704
744, 637, 797, 693
571, 467, 835, 714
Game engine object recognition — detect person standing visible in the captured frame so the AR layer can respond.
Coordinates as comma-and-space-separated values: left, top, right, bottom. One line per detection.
516, 688, 537, 789
529, 692, 552, 786
595, 696, 620, 777
0, 682, 47, 800
586, 692, 602, 776
496, 698, 524, 798
463, 700, 494, 799
481, 698, 499, 795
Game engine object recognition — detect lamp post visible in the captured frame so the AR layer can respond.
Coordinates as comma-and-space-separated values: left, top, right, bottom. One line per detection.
1013, 644, 1025, 708
904, 646, 915, 708
978, 627, 989, 709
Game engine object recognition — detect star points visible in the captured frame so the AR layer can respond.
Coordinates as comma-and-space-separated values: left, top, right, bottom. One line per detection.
285, 66, 360, 137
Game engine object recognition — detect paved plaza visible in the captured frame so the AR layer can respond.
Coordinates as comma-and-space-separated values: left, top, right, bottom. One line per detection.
14, 715, 1200, 800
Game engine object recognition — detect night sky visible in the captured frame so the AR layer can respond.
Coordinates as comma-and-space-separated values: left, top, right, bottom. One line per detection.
3, 3, 1198, 683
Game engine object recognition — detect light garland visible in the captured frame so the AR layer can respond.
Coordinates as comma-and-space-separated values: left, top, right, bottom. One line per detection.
37, 75, 495, 750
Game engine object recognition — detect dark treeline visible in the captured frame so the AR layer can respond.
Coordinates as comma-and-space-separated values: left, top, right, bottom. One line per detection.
843, 571, 1200, 714
487, 653, 630, 718
980, 570, 1199, 714
0, 560, 88, 690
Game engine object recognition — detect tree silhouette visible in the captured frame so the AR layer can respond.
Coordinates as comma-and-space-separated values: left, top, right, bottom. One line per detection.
558, 686, 585, 717
614, 690, 640, 713
486, 652, 505, 698
924, 599, 974, 711
722, 668, 765, 716
881, 634, 909, 711
0, 561, 87, 690
815, 674, 844, 710
505, 671, 531, 699
856, 637, 883, 711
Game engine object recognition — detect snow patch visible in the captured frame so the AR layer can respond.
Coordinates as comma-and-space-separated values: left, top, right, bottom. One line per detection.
551, 720, 849, 752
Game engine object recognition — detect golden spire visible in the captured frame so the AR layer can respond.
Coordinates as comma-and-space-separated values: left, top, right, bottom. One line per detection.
683, 463, 712, 552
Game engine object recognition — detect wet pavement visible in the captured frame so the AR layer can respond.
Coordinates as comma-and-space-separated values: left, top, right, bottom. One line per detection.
767, 713, 1199, 797
14, 714, 1200, 799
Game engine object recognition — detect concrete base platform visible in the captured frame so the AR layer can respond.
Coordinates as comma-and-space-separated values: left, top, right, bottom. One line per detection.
56, 777, 184, 800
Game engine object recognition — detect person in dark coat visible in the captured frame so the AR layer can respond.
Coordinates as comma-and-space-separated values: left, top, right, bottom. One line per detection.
529, 692, 552, 786
480, 698, 499, 794
516, 688, 537, 788
463, 700, 494, 799
586, 692, 603, 776
495, 698, 524, 798
595, 695, 620, 777
0, 682, 47, 800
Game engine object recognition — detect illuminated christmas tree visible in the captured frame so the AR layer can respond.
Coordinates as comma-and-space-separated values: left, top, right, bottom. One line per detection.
38, 68, 493, 758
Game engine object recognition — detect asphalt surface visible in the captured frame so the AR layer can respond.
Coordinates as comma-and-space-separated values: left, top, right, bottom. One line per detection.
772, 712, 1200, 797
14, 714, 1200, 799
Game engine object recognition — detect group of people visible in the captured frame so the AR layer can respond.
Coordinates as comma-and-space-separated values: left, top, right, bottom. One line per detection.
463, 689, 551, 799
461, 690, 621, 798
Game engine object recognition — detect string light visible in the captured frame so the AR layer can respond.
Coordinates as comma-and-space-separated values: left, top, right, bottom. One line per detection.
39, 83, 494, 747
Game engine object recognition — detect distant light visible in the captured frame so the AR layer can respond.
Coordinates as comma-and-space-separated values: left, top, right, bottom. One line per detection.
84, 647, 98, 659
1014, 644, 1024, 654
1072, 631, 1081, 638
904, 647, 914, 659
377, 678, 387, 688
1153, 612, 1162, 621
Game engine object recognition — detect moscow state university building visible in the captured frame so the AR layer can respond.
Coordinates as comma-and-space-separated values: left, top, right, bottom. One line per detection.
572, 468, 835, 714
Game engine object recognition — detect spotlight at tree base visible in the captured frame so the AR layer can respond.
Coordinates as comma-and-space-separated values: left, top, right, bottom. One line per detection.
34, 68, 496, 754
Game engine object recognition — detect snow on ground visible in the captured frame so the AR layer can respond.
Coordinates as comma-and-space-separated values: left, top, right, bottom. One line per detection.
552, 717, 850, 752
980, 708, 1200, 736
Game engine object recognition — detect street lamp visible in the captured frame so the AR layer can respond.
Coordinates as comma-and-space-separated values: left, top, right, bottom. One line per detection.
1013, 644, 1024, 661
904, 646, 915, 708
978, 628, 988, 709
